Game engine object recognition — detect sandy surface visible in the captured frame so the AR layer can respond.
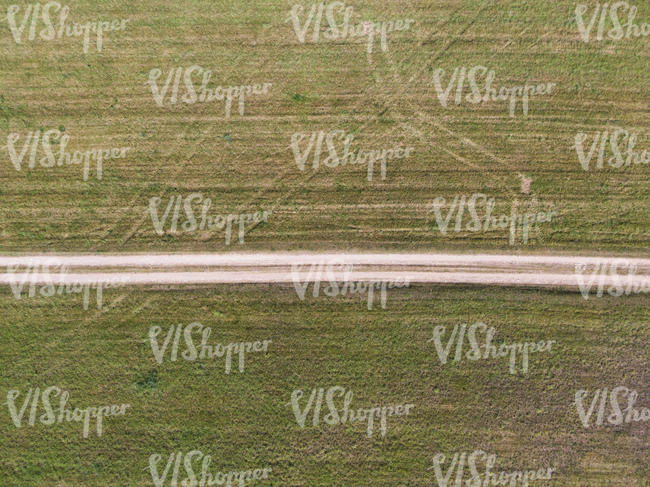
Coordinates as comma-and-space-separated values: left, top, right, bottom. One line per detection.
1, 253, 648, 293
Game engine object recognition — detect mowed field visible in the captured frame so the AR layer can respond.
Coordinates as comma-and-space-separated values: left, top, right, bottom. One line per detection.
0, 284, 648, 486
1, 0, 649, 253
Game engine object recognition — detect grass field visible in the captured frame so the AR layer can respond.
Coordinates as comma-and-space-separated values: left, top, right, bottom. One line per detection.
1, 1, 649, 486
0, 284, 648, 486
1, 0, 649, 253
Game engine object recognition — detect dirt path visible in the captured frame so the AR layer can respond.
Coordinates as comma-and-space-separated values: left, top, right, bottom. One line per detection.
1, 253, 648, 294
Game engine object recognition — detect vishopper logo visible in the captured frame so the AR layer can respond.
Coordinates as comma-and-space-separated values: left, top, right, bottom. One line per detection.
430, 66, 555, 117
290, 129, 414, 181
573, 128, 649, 170
286, 2, 415, 54
288, 386, 415, 438
5, 130, 130, 181
3, 386, 130, 438
148, 193, 271, 245
146, 450, 272, 487
7, 259, 126, 310
147, 65, 272, 118
6, 2, 129, 53
291, 260, 410, 310
429, 194, 556, 245
575, 2, 649, 42
428, 322, 556, 375
147, 322, 272, 374
574, 262, 650, 299
574, 386, 649, 428
428, 450, 555, 487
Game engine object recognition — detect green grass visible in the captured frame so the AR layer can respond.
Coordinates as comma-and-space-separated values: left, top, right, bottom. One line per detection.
0, 285, 647, 486
0, 0, 648, 253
